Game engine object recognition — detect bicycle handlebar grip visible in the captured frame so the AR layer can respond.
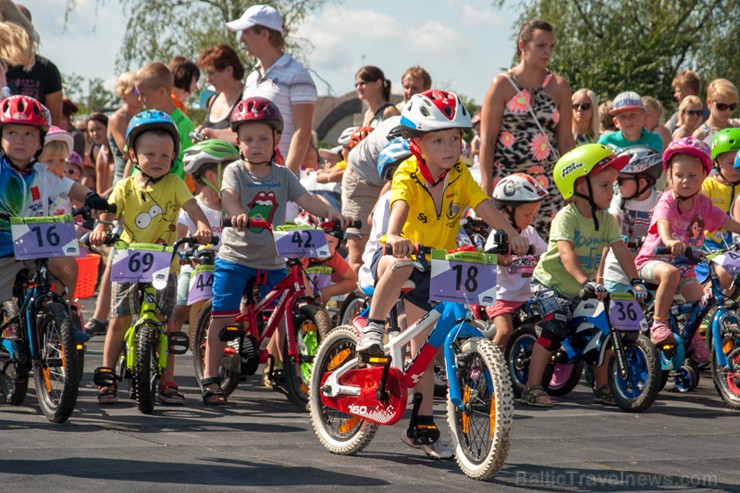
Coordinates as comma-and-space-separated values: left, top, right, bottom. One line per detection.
654, 247, 672, 255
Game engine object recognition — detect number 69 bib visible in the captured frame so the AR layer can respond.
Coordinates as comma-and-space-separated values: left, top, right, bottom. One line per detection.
111, 242, 172, 284
10, 215, 79, 260
430, 249, 497, 306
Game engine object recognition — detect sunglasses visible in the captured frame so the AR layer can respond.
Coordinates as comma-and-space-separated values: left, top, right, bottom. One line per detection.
616, 175, 637, 186
572, 102, 591, 111
683, 109, 703, 116
714, 101, 738, 111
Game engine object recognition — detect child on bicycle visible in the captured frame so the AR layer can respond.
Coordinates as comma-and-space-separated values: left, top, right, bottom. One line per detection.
0, 95, 109, 340
89, 110, 212, 405
201, 96, 347, 406
598, 91, 664, 154
356, 89, 529, 459
520, 144, 647, 408
635, 137, 740, 348
169, 139, 240, 355
357, 137, 411, 291
295, 211, 357, 306
601, 147, 663, 293
485, 173, 548, 351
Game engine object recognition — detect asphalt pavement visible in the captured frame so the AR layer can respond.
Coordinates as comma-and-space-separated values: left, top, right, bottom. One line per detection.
1, 296, 738, 493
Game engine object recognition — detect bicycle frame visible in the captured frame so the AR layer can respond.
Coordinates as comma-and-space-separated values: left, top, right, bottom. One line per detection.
123, 283, 168, 373
234, 258, 310, 362
322, 301, 486, 411
9, 261, 71, 361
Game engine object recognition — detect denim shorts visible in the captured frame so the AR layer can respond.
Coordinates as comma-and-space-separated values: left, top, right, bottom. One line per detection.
211, 257, 287, 318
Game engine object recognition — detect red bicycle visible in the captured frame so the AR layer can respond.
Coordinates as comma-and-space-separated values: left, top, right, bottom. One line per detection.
192, 218, 354, 411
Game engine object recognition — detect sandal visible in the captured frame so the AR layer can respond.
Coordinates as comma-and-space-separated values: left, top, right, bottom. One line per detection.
84, 318, 108, 337
201, 376, 227, 406
98, 384, 118, 405
593, 384, 617, 406
519, 384, 554, 408
158, 381, 185, 405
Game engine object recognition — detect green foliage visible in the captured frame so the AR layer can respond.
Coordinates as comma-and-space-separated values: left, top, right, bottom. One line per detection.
509, 0, 738, 112
114, 0, 328, 74
62, 72, 116, 114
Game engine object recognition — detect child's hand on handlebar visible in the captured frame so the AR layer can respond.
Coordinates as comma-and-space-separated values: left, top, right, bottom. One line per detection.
193, 227, 212, 245
509, 235, 530, 256
88, 227, 109, 246
326, 210, 349, 229
386, 233, 414, 258
230, 213, 250, 232
665, 239, 686, 256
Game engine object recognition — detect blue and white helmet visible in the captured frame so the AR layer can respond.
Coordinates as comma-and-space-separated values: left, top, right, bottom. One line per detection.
377, 137, 411, 180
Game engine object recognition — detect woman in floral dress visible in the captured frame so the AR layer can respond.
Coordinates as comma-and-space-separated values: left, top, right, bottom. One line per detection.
479, 19, 574, 237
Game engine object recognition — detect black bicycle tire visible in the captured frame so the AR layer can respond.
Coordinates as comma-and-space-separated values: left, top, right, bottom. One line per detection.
33, 302, 79, 423
283, 304, 331, 411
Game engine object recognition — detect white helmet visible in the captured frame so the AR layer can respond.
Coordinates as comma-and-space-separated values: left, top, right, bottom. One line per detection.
337, 126, 359, 145
493, 173, 548, 208
396, 89, 471, 136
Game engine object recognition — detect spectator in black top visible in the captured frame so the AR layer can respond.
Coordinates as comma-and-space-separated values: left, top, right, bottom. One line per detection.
5, 3, 63, 124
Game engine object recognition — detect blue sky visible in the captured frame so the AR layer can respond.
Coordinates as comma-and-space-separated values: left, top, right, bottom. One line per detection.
25, 0, 521, 105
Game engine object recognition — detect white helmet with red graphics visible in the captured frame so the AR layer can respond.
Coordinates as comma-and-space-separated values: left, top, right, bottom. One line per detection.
396, 89, 472, 136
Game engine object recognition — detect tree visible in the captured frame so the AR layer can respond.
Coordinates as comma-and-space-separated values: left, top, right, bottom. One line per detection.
98, 0, 328, 73
62, 73, 116, 114
504, 0, 738, 112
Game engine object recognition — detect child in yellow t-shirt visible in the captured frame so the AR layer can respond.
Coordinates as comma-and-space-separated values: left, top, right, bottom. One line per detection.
356, 89, 528, 459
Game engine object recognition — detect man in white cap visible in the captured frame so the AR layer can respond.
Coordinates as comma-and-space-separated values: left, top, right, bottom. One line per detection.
227, 4, 317, 176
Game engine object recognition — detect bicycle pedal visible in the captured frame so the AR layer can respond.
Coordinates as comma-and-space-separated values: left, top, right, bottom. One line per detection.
167, 331, 189, 355
93, 366, 116, 387
219, 325, 244, 342
407, 424, 441, 446
358, 352, 391, 365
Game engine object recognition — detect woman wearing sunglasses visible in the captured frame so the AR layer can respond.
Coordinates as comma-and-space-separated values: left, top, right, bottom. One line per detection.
571, 88, 599, 146
694, 78, 739, 143
673, 95, 704, 140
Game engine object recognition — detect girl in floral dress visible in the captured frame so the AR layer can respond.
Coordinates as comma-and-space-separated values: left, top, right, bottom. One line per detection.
479, 19, 575, 238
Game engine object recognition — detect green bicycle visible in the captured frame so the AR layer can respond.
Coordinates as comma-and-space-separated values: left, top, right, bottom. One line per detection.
92, 235, 194, 414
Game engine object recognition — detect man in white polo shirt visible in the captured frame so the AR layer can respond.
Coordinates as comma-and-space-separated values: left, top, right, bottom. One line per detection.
227, 4, 317, 176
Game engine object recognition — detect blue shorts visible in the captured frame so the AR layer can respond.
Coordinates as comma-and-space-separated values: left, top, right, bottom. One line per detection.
370, 247, 432, 311
211, 257, 287, 318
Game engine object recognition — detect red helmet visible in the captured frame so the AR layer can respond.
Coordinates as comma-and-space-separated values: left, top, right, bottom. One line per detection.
0, 95, 52, 132
348, 126, 373, 150
230, 97, 284, 133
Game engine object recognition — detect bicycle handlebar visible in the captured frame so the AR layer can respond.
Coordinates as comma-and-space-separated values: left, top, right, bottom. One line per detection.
653, 246, 702, 264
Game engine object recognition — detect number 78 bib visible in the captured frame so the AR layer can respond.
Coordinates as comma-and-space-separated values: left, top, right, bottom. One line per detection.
430, 249, 497, 306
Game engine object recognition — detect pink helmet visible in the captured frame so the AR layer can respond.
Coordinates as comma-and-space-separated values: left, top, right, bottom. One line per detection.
45, 125, 74, 151
662, 137, 711, 175
230, 97, 283, 133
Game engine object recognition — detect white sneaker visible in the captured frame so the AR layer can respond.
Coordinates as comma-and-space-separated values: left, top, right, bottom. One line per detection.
400, 431, 454, 460
356, 323, 385, 356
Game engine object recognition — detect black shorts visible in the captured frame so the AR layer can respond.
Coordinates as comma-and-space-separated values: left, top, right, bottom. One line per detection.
370, 247, 432, 311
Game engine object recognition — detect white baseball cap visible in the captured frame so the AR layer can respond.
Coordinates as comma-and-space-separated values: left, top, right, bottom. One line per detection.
226, 5, 283, 34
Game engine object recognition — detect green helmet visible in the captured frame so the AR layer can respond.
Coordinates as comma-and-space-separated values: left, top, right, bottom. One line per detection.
553, 143, 629, 199
710, 128, 740, 161
183, 139, 240, 176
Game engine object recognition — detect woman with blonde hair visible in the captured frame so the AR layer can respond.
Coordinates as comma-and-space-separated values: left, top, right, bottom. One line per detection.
571, 88, 599, 145
694, 78, 739, 143
108, 71, 143, 186
642, 96, 671, 150
672, 95, 703, 139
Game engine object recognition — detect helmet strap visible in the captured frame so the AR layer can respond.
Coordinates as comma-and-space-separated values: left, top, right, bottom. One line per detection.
199, 163, 223, 194
573, 177, 600, 231
409, 138, 448, 187
503, 204, 520, 232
